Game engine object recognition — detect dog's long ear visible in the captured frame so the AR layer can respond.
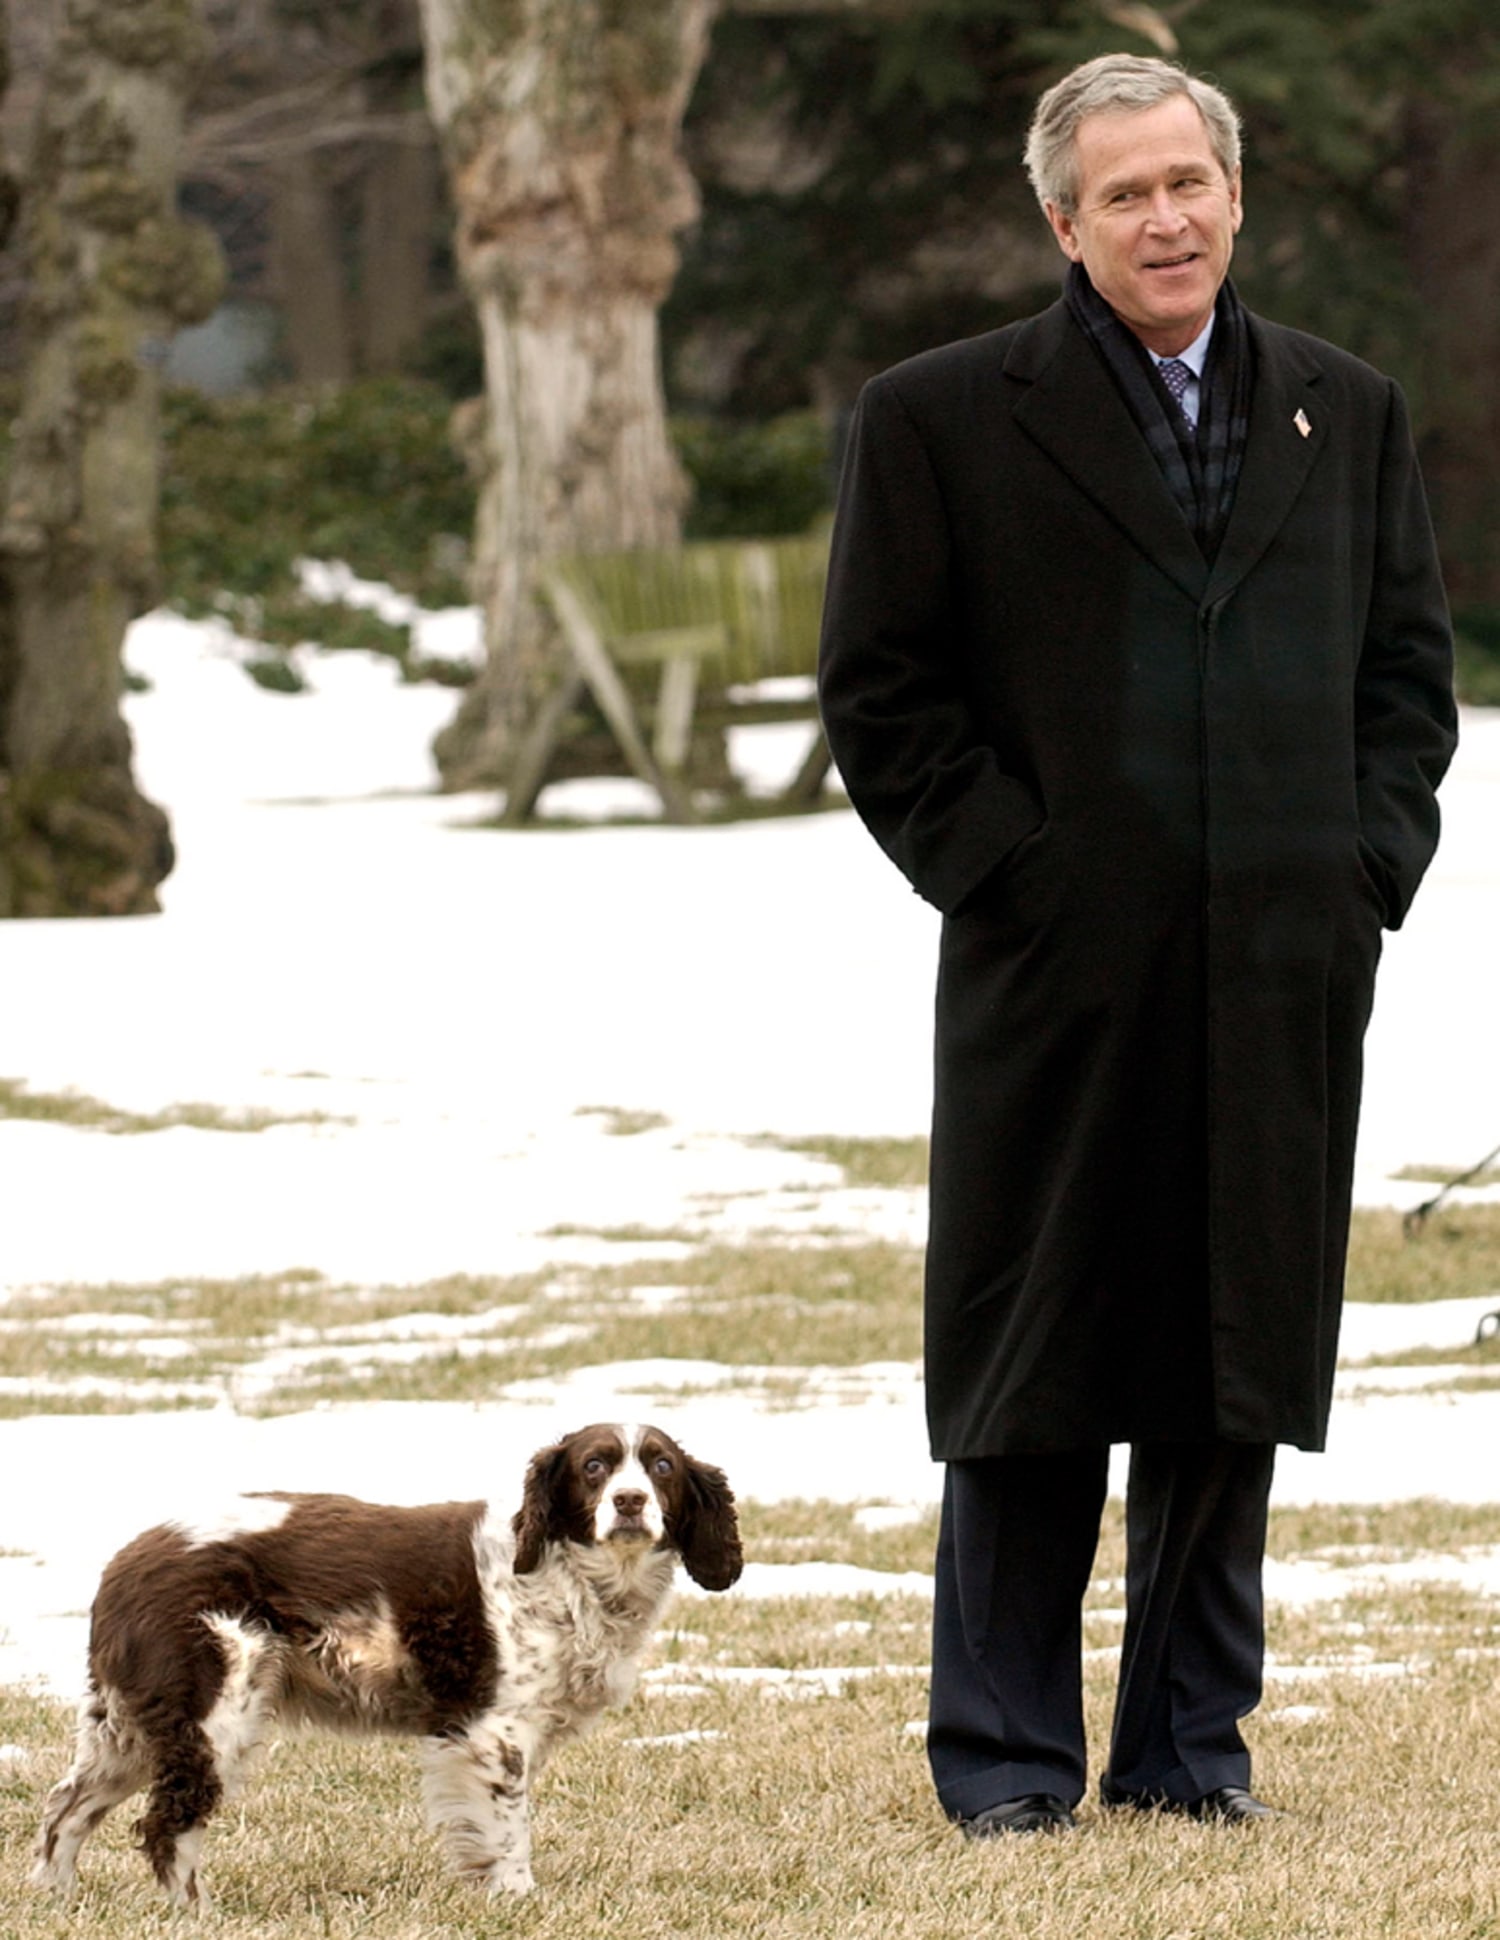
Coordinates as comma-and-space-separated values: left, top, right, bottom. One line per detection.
673, 1457, 743, 1592
511, 1439, 570, 1575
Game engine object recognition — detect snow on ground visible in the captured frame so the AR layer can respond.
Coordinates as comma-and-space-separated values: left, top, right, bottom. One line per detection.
1, 603, 1498, 1698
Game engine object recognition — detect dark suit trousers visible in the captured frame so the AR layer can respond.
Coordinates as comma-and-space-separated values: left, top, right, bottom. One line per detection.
928, 1441, 1275, 1818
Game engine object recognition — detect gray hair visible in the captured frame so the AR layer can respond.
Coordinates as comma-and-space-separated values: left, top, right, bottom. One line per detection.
1024, 53, 1242, 215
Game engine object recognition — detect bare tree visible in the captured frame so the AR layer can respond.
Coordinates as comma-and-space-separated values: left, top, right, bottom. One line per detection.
0, 9, 22, 844
1403, 87, 1500, 609
185, 0, 443, 385
417, 0, 713, 790
0, 13, 20, 306
0, 0, 223, 918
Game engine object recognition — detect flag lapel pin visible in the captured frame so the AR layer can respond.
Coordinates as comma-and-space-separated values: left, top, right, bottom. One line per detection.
1293, 408, 1312, 439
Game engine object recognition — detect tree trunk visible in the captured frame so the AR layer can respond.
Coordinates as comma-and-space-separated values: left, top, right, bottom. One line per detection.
0, 12, 18, 253
0, 11, 20, 841
417, 0, 713, 791
1404, 94, 1500, 610
356, 129, 439, 373
0, 0, 223, 918
267, 152, 354, 384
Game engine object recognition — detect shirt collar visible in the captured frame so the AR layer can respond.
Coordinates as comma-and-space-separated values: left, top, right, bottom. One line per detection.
1153, 314, 1215, 378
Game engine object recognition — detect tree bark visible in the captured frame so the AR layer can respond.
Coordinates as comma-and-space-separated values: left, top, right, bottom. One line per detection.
0, 12, 21, 837
0, 0, 223, 918
356, 126, 439, 373
266, 150, 354, 383
0, 13, 20, 252
417, 0, 713, 790
1404, 93, 1500, 610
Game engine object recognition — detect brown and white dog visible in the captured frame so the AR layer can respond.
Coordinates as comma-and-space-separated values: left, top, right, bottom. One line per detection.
33, 1423, 741, 1905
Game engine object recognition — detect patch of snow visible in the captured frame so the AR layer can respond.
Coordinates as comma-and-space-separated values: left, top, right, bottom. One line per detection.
1, 607, 1498, 1697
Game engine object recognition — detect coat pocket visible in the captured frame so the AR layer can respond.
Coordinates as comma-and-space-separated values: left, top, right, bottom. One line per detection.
1354, 837, 1394, 927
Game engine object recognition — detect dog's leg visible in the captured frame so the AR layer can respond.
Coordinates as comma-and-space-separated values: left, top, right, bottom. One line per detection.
137, 1618, 280, 1907
135, 1722, 223, 1907
32, 1689, 150, 1895
199, 1617, 280, 1809
421, 1721, 537, 1895
159, 1822, 214, 1911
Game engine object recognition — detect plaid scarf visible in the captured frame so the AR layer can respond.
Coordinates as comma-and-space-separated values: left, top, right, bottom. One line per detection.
1064, 262, 1253, 559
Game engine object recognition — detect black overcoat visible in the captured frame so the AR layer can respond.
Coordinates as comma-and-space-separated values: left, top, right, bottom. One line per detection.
818, 299, 1456, 1458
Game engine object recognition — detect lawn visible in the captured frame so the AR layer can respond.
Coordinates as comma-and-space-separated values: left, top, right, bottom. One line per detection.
4, 1496, 1499, 1938
1, 1136, 1498, 1935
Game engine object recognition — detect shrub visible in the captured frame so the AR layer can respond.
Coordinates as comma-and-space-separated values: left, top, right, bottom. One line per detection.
160, 378, 476, 605
673, 410, 833, 538
151, 385, 836, 689
155, 378, 477, 685
1452, 607, 1500, 708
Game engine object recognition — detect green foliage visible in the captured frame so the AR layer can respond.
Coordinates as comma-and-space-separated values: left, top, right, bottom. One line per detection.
152, 381, 831, 693
160, 378, 475, 605
674, 411, 832, 538
158, 377, 476, 683
401, 302, 484, 399
1452, 607, 1500, 707
867, 12, 991, 113
669, 5, 1061, 416
242, 653, 307, 693
668, 0, 1500, 429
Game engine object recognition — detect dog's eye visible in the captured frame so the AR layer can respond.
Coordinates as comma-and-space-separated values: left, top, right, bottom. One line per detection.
652, 1457, 674, 1478
583, 1457, 608, 1480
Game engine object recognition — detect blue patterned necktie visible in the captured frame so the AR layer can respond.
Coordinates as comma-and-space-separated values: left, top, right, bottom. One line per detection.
1157, 356, 1194, 426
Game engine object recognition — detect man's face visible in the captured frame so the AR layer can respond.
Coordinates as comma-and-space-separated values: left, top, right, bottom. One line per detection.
1044, 93, 1242, 356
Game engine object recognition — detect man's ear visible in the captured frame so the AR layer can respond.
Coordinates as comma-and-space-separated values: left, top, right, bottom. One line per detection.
1044, 200, 1083, 262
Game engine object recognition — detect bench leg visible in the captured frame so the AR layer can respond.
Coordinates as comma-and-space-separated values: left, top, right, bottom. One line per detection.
653, 656, 701, 775
782, 727, 834, 807
501, 670, 586, 826
546, 576, 699, 824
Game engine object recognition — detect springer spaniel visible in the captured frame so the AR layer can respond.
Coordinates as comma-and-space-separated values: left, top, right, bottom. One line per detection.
33, 1423, 740, 1905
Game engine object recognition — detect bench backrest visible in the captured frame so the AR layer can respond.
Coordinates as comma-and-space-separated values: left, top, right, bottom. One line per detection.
548, 536, 828, 685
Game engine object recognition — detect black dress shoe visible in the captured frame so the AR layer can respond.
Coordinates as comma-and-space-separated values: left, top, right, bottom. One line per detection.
1184, 1786, 1277, 1823
963, 1794, 1077, 1837
1100, 1777, 1276, 1822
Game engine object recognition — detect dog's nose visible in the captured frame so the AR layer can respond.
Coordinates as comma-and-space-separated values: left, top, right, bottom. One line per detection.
613, 1489, 648, 1517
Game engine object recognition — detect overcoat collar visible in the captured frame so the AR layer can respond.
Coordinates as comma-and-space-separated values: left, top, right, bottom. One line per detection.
1005, 299, 1327, 608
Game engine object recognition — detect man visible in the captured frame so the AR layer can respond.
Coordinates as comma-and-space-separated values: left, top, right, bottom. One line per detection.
817, 54, 1455, 1836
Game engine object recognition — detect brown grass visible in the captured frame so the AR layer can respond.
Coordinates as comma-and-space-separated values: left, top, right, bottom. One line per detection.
1345, 1205, 1500, 1304
5, 1604, 1498, 1939
3, 1139, 1498, 1931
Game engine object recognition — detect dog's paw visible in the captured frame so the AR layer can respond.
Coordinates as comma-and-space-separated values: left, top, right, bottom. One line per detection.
166, 1873, 212, 1914
30, 1858, 76, 1898
486, 1862, 535, 1896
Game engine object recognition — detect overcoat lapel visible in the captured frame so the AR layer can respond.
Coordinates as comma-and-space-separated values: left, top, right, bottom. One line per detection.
820, 289, 1454, 1459
1006, 304, 1329, 611
1007, 304, 1207, 604
1202, 319, 1326, 607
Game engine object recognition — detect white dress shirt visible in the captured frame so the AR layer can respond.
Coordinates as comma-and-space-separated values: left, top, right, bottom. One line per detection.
1152, 315, 1215, 429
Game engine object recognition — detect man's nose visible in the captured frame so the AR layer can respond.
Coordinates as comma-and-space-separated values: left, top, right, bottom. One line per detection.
1144, 186, 1188, 229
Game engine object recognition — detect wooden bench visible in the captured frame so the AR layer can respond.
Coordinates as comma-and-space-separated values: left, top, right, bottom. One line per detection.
503, 534, 833, 824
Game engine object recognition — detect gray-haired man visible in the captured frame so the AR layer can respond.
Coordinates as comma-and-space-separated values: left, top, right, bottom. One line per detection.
818, 53, 1454, 1835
